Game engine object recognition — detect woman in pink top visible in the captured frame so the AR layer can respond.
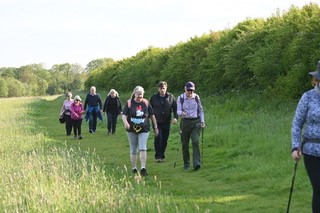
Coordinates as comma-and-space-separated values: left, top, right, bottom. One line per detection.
71, 95, 84, 139
60, 92, 74, 136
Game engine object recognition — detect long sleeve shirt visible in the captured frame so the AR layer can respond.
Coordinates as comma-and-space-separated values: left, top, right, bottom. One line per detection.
177, 93, 204, 123
71, 102, 83, 120
292, 89, 320, 157
84, 93, 102, 111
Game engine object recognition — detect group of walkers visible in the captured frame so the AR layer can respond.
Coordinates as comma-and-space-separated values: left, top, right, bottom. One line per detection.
59, 92, 84, 139
58, 61, 320, 211
60, 86, 120, 139
59, 81, 205, 176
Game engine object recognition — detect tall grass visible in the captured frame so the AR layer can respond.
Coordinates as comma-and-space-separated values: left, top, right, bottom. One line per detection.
0, 96, 202, 212
0, 92, 313, 212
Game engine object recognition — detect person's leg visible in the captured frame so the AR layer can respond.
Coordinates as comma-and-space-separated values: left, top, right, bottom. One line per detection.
190, 121, 201, 169
89, 112, 93, 132
180, 120, 191, 169
161, 123, 171, 160
106, 112, 112, 134
78, 119, 82, 139
72, 119, 78, 138
127, 132, 139, 170
154, 124, 162, 160
304, 154, 320, 213
138, 132, 149, 176
65, 115, 72, 135
92, 110, 97, 132
111, 113, 118, 134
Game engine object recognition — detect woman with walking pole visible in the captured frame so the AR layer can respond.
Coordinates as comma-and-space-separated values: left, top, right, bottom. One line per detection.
291, 61, 320, 213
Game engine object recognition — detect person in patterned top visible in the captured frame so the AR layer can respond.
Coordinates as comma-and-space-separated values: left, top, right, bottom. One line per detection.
291, 61, 320, 212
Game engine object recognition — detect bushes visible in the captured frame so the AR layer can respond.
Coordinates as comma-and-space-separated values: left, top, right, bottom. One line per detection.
81, 3, 320, 100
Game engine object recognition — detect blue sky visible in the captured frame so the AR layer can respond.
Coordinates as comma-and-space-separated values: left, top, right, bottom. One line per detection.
0, 0, 313, 68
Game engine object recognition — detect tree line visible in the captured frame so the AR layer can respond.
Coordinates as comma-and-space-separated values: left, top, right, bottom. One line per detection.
0, 58, 113, 97
85, 3, 320, 100
1, 3, 319, 100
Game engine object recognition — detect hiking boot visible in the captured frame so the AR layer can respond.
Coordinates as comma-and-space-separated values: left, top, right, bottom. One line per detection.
132, 168, 138, 174
140, 168, 148, 176
89, 130, 93, 133
194, 164, 201, 171
156, 158, 162, 163
78, 136, 83, 139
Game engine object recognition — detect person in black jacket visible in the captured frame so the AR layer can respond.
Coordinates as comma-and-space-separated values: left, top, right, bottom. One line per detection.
103, 89, 122, 135
150, 81, 178, 162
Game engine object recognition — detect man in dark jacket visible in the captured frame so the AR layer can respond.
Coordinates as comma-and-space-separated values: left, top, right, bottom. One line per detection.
150, 81, 178, 162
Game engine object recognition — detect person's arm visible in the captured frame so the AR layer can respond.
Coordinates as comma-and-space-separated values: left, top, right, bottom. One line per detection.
291, 92, 308, 161
118, 98, 123, 114
83, 94, 88, 111
103, 96, 108, 113
70, 103, 77, 118
172, 95, 178, 124
98, 94, 103, 112
151, 114, 159, 136
60, 101, 65, 116
121, 102, 130, 129
197, 95, 205, 128
148, 103, 159, 136
122, 114, 130, 129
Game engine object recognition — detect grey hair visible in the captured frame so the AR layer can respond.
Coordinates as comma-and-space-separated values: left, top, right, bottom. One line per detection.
131, 86, 144, 98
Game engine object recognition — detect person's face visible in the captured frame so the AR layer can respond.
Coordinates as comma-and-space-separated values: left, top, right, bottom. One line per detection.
110, 92, 116, 98
66, 94, 72, 99
74, 99, 80, 104
186, 89, 194, 98
90, 87, 96, 94
158, 86, 167, 96
134, 92, 144, 102
312, 78, 320, 86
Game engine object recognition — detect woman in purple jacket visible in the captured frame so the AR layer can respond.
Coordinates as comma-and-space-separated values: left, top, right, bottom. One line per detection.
71, 95, 84, 139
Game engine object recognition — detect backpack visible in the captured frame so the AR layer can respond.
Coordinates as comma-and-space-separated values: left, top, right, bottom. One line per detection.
179, 94, 199, 111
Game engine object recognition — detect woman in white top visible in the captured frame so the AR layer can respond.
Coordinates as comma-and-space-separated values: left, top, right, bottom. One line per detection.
60, 92, 74, 136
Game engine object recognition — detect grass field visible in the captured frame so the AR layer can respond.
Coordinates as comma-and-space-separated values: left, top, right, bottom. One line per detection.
0, 92, 313, 212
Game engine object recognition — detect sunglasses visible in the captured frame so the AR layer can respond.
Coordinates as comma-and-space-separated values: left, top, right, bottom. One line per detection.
187, 89, 194, 92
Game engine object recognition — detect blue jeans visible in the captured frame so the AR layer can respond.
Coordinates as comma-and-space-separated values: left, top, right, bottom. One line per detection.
89, 110, 97, 131
154, 123, 171, 160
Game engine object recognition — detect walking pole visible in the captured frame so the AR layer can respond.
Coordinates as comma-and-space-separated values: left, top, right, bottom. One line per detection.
173, 145, 179, 168
174, 129, 182, 168
201, 127, 204, 164
286, 161, 298, 213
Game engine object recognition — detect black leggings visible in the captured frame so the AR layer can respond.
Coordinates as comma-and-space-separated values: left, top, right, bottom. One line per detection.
72, 119, 82, 137
304, 154, 320, 213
